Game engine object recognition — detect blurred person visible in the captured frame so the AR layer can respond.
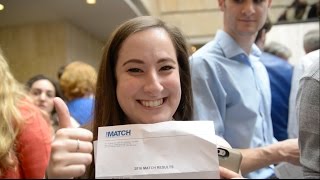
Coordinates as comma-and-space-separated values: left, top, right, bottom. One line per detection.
57, 65, 66, 80
26, 74, 79, 132
190, 0, 299, 178
46, 16, 236, 179
264, 42, 292, 61
302, 29, 320, 54
26, 74, 62, 132
253, 16, 272, 50
255, 20, 294, 141
59, 61, 97, 126
296, 60, 320, 179
0, 49, 52, 178
56, 65, 67, 100
260, 41, 293, 141
288, 29, 320, 139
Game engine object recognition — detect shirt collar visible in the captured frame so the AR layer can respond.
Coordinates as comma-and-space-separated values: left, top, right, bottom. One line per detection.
251, 43, 262, 57
215, 30, 262, 62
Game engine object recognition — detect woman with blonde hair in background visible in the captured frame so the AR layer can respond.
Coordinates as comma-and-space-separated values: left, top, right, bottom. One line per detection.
0, 49, 52, 178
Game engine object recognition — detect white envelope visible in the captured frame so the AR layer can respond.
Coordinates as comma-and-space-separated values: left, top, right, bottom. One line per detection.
95, 120, 219, 179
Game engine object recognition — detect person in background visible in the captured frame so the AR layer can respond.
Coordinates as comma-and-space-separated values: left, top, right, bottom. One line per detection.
46, 16, 236, 179
254, 16, 272, 51
59, 61, 97, 126
296, 59, 320, 179
26, 74, 80, 130
255, 19, 294, 141
190, 0, 299, 178
56, 65, 67, 100
26, 74, 63, 133
264, 42, 292, 61
57, 65, 66, 80
260, 41, 293, 141
0, 49, 52, 178
288, 28, 320, 139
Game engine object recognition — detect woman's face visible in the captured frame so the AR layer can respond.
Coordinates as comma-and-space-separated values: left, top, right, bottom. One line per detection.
29, 79, 56, 114
115, 28, 181, 124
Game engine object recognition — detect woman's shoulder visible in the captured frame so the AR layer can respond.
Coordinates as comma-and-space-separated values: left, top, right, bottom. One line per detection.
18, 99, 53, 137
19, 99, 40, 116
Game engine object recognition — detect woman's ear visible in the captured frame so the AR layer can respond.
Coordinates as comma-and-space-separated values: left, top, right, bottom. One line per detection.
267, 0, 272, 8
218, 0, 226, 11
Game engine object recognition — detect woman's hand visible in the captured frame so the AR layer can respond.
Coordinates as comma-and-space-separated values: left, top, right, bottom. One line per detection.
46, 97, 93, 178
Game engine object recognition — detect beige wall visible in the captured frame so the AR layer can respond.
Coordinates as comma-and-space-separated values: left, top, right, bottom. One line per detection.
0, 21, 103, 83
161, 11, 223, 44
65, 22, 104, 69
140, 0, 160, 16
141, 0, 222, 45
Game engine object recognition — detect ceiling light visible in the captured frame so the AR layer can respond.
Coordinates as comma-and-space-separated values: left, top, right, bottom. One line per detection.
86, 0, 96, 4
0, 4, 4, 11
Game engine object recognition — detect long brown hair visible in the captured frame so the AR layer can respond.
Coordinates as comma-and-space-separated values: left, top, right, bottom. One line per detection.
87, 16, 193, 178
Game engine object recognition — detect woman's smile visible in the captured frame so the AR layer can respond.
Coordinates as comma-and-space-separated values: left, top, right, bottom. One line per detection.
139, 98, 165, 108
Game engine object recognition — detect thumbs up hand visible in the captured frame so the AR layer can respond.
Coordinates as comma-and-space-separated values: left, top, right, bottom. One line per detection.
46, 97, 93, 179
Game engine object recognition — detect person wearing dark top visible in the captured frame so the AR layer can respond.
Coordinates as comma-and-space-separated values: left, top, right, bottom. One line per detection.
259, 46, 293, 141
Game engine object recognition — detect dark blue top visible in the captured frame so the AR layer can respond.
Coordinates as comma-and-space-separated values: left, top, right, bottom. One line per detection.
67, 97, 95, 125
260, 52, 293, 141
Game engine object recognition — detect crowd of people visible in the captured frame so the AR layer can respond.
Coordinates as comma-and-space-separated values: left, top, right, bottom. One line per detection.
0, 0, 319, 179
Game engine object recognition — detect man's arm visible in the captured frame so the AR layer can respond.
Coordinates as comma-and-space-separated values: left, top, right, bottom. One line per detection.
238, 139, 299, 175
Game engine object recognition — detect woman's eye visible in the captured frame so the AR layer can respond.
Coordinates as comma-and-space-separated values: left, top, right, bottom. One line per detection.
47, 93, 55, 98
253, 0, 264, 4
31, 91, 40, 96
160, 66, 174, 71
128, 68, 143, 73
233, 0, 244, 4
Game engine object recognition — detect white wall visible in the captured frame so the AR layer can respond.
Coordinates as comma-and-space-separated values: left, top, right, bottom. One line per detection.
265, 22, 319, 65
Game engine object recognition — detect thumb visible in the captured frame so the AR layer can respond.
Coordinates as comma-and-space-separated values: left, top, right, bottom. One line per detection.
53, 97, 72, 128
219, 166, 242, 179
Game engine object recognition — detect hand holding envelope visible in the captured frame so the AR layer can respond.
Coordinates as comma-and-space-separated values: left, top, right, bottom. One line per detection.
47, 98, 239, 179
95, 121, 222, 179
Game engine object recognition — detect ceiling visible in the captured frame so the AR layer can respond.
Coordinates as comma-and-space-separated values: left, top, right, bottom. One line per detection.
0, 0, 148, 41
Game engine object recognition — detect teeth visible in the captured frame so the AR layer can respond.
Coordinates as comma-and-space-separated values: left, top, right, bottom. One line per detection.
141, 99, 163, 107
